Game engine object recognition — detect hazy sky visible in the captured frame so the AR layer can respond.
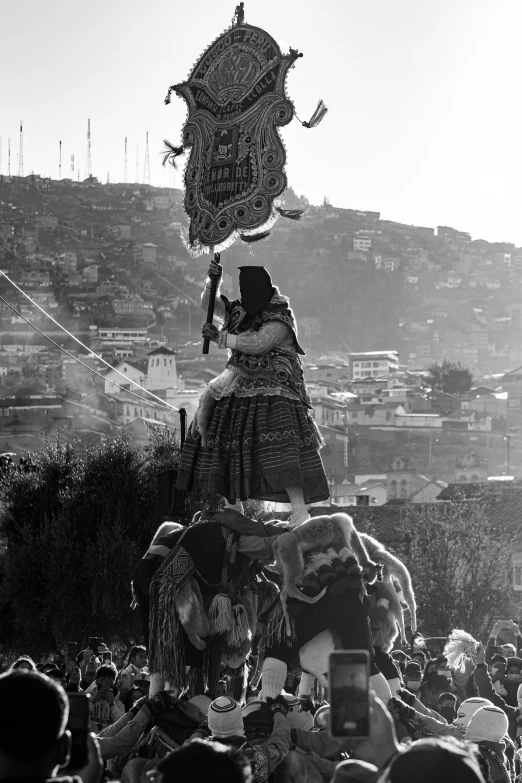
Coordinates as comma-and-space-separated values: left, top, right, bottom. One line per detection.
2, 0, 521, 245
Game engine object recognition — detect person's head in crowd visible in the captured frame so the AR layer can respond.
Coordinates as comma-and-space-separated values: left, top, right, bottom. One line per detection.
95, 664, 117, 694
435, 656, 452, 678
403, 661, 423, 692
381, 737, 485, 783
124, 687, 144, 711
10, 655, 36, 671
505, 656, 522, 683
439, 692, 458, 723
0, 670, 70, 777
242, 700, 273, 739
454, 697, 493, 732
40, 663, 57, 675
332, 759, 378, 783
423, 659, 438, 679
189, 694, 212, 717
490, 654, 506, 680
134, 671, 150, 696
411, 650, 427, 669
208, 696, 245, 742
156, 739, 251, 783
465, 705, 509, 745
127, 644, 148, 670
502, 642, 516, 658
391, 650, 408, 675
423, 673, 455, 705
45, 667, 67, 688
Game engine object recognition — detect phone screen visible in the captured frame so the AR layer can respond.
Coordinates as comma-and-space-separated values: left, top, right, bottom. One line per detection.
329, 650, 370, 738
102, 651, 112, 664
65, 693, 90, 770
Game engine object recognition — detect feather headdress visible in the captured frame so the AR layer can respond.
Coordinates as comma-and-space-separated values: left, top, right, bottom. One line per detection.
444, 629, 479, 671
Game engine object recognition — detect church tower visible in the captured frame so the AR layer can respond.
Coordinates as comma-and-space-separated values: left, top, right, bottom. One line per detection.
146, 346, 178, 390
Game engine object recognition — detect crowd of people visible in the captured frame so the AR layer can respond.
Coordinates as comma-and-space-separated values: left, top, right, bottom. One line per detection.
3, 620, 522, 783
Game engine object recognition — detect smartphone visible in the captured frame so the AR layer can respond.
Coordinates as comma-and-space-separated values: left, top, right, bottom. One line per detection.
102, 651, 112, 664
67, 642, 78, 660
329, 650, 370, 739
65, 692, 90, 770
87, 636, 102, 654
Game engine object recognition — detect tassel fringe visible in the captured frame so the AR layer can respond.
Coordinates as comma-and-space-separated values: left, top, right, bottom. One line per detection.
162, 140, 185, 168
302, 99, 328, 129
164, 85, 176, 105
230, 603, 252, 646
209, 593, 234, 634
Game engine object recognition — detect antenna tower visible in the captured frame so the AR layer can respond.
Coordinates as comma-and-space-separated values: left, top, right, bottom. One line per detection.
143, 132, 151, 185
124, 137, 128, 183
8, 139, 11, 177
59, 141, 62, 180
18, 121, 24, 177
85, 118, 92, 178
135, 145, 139, 183
71, 155, 75, 178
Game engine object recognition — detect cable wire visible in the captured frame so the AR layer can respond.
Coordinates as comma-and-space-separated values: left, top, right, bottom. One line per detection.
0, 294, 176, 412
0, 270, 179, 412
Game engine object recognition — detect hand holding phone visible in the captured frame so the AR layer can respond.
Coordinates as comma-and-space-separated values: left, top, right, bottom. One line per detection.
329, 650, 370, 739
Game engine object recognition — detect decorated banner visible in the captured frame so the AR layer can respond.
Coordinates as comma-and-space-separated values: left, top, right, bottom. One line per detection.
164, 3, 326, 256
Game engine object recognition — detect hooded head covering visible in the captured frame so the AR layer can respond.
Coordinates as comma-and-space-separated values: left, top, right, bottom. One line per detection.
384, 738, 485, 783
208, 696, 244, 738
238, 266, 274, 318
454, 697, 493, 731
506, 656, 522, 673
465, 705, 509, 744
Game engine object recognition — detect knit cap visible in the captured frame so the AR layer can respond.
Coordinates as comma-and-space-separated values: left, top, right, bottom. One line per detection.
332, 759, 378, 783
454, 697, 493, 731
465, 705, 509, 744
386, 738, 485, 783
208, 696, 245, 738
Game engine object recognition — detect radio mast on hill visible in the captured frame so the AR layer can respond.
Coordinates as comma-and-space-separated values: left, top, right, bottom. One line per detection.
18, 121, 24, 177
8, 139, 11, 177
124, 137, 128, 183
85, 119, 92, 178
59, 140, 62, 180
143, 132, 151, 185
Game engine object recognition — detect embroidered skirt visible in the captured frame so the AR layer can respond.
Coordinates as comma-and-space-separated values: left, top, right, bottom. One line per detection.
176, 393, 329, 504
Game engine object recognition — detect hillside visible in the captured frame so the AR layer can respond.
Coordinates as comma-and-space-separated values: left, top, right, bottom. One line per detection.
0, 174, 521, 380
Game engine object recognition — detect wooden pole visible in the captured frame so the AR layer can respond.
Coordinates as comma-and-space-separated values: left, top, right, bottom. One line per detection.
202, 249, 221, 355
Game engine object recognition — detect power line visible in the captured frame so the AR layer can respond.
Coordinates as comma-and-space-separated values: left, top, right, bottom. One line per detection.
0, 293, 176, 412
0, 271, 179, 412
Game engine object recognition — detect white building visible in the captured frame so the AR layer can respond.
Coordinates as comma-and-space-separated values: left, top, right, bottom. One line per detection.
104, 361, 146, 395
146, 346, 178, 390
353, 234, 372, 252
349, 351, 399, 380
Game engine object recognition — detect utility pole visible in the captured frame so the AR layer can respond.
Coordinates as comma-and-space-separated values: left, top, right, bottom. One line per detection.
18, 121, 24, 177
85, 119, 93, 178
143, 131, 151, 186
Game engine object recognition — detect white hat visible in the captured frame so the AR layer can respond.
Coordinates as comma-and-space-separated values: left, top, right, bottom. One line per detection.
465, 706, 509, 744
454, 697, 493, 730
208, 696, 245, 739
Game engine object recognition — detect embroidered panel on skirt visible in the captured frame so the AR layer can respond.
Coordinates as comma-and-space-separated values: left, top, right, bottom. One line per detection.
177, 394, 329, 504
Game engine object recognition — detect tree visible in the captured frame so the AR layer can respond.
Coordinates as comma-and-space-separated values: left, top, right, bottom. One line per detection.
0, 433, 179, 655
425, 359, 474, 395
397, 490, 516, 640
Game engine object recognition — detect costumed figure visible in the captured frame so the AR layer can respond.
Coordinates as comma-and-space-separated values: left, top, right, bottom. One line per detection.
257, 513, 395, 706
176, 260, 329, 526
